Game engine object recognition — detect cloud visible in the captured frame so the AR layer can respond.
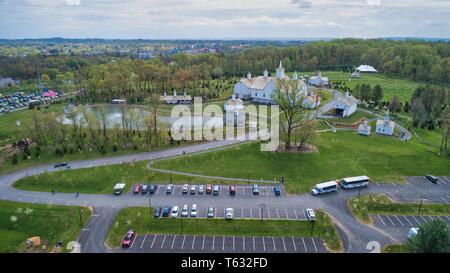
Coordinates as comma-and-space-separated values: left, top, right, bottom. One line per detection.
291, 0, 312, 9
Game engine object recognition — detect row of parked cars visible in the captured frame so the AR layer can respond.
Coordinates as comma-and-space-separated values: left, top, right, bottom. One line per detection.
0, 92, 55, 114
131, 183, 282, 196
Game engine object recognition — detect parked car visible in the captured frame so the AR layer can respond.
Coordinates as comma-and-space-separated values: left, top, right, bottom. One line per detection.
198, 185, 205, 194
229, 185, 236, 195
425, 175, 438, 184
171, 206, 179, 218
274, 185, 282, 196
252, 184, 260, 195
225, 208, 234, 220
153, 207, 162, 218
182, 184, 189, 194
122, 230, 136, 248
133, 185, 142, 194
306, 208, 316, 222
190, 185, 196, 194
190, 204, 198, 217
213, 185, 220, 196
206, 184, 213, 194
181, 204, 189, 217
207, 207, 215, 218
162, 206, 171, 217
141, 184, 150, 194
54, 162, 70, 168
149, 184, 158, 194
165, 184, 174, 194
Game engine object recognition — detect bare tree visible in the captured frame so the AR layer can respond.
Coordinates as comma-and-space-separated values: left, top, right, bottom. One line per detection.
439, 107, 450, 156
145, 94, 161, 147
294, 119, 318, 152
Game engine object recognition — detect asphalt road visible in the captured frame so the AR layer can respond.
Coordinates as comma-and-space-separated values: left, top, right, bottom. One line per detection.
0, 137, 448, 253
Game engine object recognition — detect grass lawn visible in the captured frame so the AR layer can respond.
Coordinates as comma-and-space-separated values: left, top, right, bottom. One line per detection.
0, 200, 91, 253
383, 244, 410, 253
15, 130, 450, 194
348, 194, 450, 225
327, 110, 377, 125
106, 207, 343, 252
313, 71, 421, 103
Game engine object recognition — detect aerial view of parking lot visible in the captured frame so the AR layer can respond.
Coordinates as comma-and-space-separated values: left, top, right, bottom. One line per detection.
0, 0, 449, 269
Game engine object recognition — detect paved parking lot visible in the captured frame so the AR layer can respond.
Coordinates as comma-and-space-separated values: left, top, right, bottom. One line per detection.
129, 184, 282, 198
155, 206, 309, 220
125, 234, 327, 253
372, 214, 450, 228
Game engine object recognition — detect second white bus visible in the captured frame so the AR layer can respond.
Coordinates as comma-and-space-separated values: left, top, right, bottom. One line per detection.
340, 176, 370, 189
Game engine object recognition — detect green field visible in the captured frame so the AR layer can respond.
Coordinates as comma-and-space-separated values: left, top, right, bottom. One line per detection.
15, 130, 450, 194
314, 71, 421, 103
348, 194, 450, 224
327, 110, 377, 125
106, 207, 342, 252
0, 200, 91, 253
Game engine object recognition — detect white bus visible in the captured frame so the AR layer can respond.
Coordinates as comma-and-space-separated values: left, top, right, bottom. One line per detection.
311, 181, 338, 196
340, 176, 370, 189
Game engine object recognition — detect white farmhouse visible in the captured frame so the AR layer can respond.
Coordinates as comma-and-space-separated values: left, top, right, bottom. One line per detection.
334, 91, 357, 117
308, 72, 329, 87
233, 61, 306, 105
224, 94, 245, 127
376, 111, 395, 136
358, 120, 371, 136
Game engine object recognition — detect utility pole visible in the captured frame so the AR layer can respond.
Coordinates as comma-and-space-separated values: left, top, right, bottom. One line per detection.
78, 208, 83, 227
358, 187, 361, 199
170, 169, 173, 184
418, 197, 423, 214
148, 194, 152, 215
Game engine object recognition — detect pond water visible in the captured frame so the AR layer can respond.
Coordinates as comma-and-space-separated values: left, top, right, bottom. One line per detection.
61, 104, 222, 130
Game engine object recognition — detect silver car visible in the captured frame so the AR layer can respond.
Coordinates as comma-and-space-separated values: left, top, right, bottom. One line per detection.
198, 185, 205, 194
207, 207, 214, 218
225, 208, 234, 220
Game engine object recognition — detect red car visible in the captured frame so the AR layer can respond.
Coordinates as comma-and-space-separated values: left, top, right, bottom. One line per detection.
206, 184, 213, 194
229, 185, 236, 195
122, 230, 136, 248
133, 185, 142, 194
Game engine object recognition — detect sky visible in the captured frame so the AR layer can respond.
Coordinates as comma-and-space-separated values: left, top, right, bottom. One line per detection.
0, 0, 449, 39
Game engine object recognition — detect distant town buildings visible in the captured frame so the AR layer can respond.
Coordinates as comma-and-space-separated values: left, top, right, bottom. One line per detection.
358, 119, 372, 136
0, 77, 20, 88
160, 90, 192, 104
376, 110, 396, 136
233, 61, 307, 105
356, 65, 378, 73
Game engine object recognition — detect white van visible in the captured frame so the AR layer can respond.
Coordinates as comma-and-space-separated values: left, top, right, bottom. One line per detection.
311, 181, 338, 196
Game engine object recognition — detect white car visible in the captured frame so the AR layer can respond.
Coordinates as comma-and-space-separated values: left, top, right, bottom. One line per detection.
207, 207, 214, 218
182, 184, 189, 194
181, 204, 189, 217
306, 208, 316, 222
190, 204, 198, 217
198, 185, 205, 194
171, 206, 179, 218
190, 185, 196, 194
165, 184, 174, 194
225, 208, 234, 220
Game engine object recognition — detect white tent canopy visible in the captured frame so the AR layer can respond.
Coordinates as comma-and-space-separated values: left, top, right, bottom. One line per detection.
356, 65, 378, 73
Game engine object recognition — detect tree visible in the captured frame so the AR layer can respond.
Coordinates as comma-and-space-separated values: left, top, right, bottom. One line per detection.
145, 94, 161, 147
389, 96, 401, 113
407, 220, 450, 253
372, 84, 383, 105
293, 119, 318, 152
439, 106, 450, 156
411, 98, 426, 127
403, 101, 410, 113
272, 79, 307, 150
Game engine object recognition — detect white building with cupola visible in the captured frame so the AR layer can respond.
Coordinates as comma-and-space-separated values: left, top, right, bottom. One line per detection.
233, 61, 307, 105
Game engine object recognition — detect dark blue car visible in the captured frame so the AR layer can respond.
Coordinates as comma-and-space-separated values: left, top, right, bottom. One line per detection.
274, 185, 282, 196
162, 206, 171, 217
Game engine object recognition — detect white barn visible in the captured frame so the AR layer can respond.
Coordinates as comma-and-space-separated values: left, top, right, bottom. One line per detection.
308, 72, 329, 87
233, 61, 306, 105
334, 91, 358, 117
356, 65, 378, 73
358, 120, 371, 136
376, 111, 395, 136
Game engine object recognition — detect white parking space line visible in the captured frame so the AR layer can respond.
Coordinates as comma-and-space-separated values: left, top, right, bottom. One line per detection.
284, 208, 289, 219
394, 215, 404, 226
385, 215, 396, 226
262, 237, 266, 252
202, 236, 205, 251
276, 209, 280, 219
293, 209, 298, 220
302, 237, 307, 252
253, 236, 256, 251
160, 235, 166, 249
419, 215, 427, 223
140, 234, 148, 249
151, 235, 157, 248
181, 235, 186, 250
291, 237, 297, 252
438, 177, 447, 184
402, 216, 414, 226
267, 207, 270, 219
192, 236, 196, 250
222, 236, 225, 251
426, 216, 434, 221
302, 209, 307, 220
411, 216, 421, 225
311, 238, 318, 253
130, 235, 137, 248
377, 215, 386, 226
212, 236, 215, 251
272, 237, 276, 251
441, 197, 449, 204
171, 235, 177, 249
233, 236, 235, 251
282, 237, 287, 252
243, 237, 245, 251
